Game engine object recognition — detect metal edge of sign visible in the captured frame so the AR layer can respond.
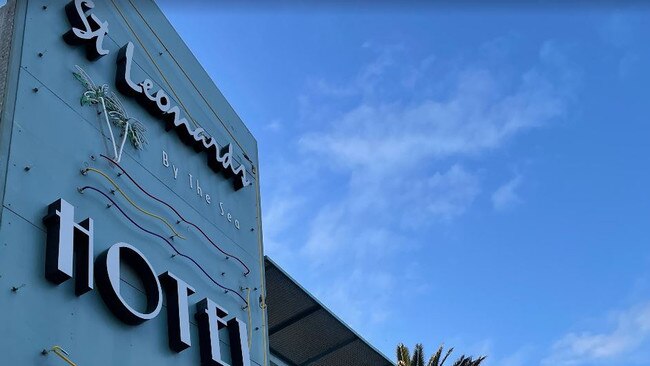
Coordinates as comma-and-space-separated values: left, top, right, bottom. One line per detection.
130, 0, 259, 165
254, 153, 270, 366
0, 0, 27, 226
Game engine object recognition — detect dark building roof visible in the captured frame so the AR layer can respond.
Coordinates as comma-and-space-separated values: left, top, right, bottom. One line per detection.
265, 257, 395, 366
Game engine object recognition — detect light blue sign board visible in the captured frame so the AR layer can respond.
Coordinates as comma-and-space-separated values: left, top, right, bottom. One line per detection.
0, 1, 269, 366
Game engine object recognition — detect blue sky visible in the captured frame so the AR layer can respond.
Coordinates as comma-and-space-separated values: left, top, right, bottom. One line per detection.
158, 3, 650, 365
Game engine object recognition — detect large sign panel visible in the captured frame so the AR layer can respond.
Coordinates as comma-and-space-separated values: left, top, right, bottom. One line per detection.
0, 1, 268, 366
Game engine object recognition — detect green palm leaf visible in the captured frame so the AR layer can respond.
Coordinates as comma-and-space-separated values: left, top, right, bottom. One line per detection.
72, 66, 148, 151
397, 343, 411, 366
412, 344, 425, 366
397, 344, 484, 366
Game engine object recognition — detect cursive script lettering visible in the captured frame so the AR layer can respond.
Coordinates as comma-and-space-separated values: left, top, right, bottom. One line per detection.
117, 42, 251, 190
62, 0, 109, 60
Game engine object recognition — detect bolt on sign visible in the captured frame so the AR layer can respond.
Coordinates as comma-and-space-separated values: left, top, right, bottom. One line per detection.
0, 1, 267, 366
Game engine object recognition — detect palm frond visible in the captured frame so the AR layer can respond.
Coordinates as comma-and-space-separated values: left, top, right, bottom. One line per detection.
451, 355, 486, 366
412, 344, 425, 366
440, 347, 454, 366
397, 343, 411, 366
72, 65, 147, 151
399, 343, 484, 366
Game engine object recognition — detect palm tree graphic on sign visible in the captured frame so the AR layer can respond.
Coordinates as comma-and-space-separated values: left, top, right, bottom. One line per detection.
73, 66, 147, 162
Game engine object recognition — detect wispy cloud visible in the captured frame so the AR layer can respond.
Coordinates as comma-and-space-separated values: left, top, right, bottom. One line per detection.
491, 174, 523, 211
263, 38, 576, 339
414, 164, 480, 221
543, 302, 650, 366
300, 66, 566, 174
600, 12, 643, 79
264, 118, 283, 132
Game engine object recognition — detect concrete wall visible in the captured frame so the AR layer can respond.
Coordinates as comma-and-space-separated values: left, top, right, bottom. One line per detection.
0, 1, 268, 365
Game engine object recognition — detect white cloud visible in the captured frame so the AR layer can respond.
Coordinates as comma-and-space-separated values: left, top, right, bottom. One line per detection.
599, 13, 642, 80
308, 43, 402, 100
290, 198, 407, 331
402, 55, 436, 89
543, 302, 650, 366
413, 164, 480, 221
262, 39, 575, 341
314, 267, 396, 327
300, 62, 566, 177
600, 13, 639, 49
264, 119, 283, 132
491, 174, 523, 211
262, 194, 303, 255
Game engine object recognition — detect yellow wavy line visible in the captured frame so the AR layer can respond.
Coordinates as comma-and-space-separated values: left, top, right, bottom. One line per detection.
85, 167, 186, 240
51, 346, 77, 366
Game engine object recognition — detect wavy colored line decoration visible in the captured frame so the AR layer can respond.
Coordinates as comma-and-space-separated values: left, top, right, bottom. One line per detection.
79, 185, 248, 305
49, 346, 77, 366
99, 154, 251, 276
83, 167, 186, 240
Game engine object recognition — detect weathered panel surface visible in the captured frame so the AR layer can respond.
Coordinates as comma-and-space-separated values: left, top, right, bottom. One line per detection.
0, 1, 268, 366
0, 0, 16, 116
